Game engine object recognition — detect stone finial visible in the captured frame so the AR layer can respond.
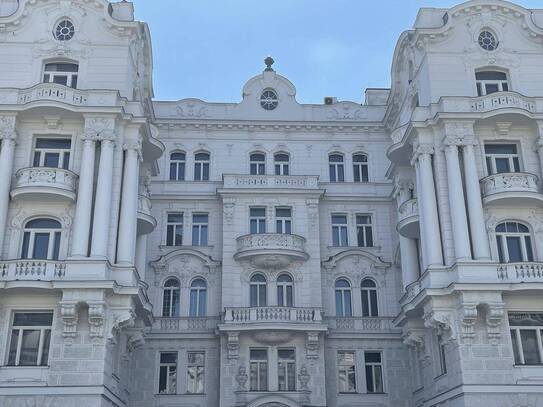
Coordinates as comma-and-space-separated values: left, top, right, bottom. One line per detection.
264, 56, 275, 72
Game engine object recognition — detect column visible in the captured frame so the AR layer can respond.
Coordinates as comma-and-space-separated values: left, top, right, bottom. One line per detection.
414, 161, 429, 269
135, 234, 148, 274
415, 146, 443, 267
463, 143, 491, 260
0, 132, 17, 258
90, 136, 116, 258
71, 136, 96, 257
117, 141, 141, 265
396, 183, 420, 288
443, 142, 472, 261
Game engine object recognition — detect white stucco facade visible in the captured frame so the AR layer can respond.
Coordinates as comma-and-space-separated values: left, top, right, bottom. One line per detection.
1, 0, 543, 406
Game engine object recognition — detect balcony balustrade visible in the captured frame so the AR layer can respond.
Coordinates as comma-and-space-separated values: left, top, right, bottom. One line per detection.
326, 316, 398, 333
0, 260, 66, 281
497, 262, 543, 283
153, 316, 220, 332
481, 172, 543, 206
234, 233, 309, 268
11, 167, 78, 202
397, 198, 420, 238
224, 306, 322, 324
223, 174, 319, 190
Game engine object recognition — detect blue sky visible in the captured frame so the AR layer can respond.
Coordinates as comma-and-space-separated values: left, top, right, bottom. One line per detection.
132, 0, 541, 103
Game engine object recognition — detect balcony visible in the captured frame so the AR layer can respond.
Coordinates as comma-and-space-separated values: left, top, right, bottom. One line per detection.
397, 198, 420, 238
326, 316, 399, 333
0, 83, 120, 107
497, 263, 543, 283
137, 194, 156, 234
222, 174, 320, 190
11, 167, 78, 202
221, 306, 326, 332
481, 172, 543, 207
0, 260, 66, 282
152, 317, 219, 333
234, 233, 309, 268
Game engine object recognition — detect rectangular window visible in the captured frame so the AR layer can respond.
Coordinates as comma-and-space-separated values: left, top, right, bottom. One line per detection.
509, 313, 543, 365
332, 214, 348, 247
33, 138, 71, 169
7, 312, 53, 367
187, 352, 205, 394
338, 351, 356, 393
158, 352, 177, 394
484, 144, 520, 175
475, 71, 509, 96
278, 348, 296, 391
437, 336, 447, 375
250, 349, 268, 391
43, 63, 78, 89
364, 352, 384, 393
250, 208, 266, 234
353, 154, 369, 183
166, 213, 183, 246
192, 214, 208, 246
276, 207, 292, 234
356, 215, 373, 247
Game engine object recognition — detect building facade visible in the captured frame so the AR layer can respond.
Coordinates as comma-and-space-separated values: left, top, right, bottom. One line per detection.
0, 0, 543, 406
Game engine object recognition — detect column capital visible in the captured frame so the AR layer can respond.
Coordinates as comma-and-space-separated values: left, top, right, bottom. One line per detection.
0, 115, 17, 141
410, 143, 434, 166
123, 139, 143, 161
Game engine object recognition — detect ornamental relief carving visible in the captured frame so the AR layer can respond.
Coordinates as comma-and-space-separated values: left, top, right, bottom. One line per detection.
322, 252, 388, 287
239, 260, 304, 283
150, 251, 221, 287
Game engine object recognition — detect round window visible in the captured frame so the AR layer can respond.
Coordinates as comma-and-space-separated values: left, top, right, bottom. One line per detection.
260, 89, 278, 110
478, 30, 497, 51
54, 20, 75, 41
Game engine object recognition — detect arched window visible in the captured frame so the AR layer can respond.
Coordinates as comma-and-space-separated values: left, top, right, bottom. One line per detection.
353, 153, 369, 183
43, 62, 79, 89
250, 274, 267, 307
329, 154, 345, 182
274, 153, 290, 175
169, 152, 186, 181
277, 274, 293, 307
250, 153, 266, 175
21, 218, 61, 260
495, 222, 534, 263
361, 279, 378, 317
475, 71, 509, 96
335, 279, 352, 317
162, 278, 180, 317
189, 278, 207, 317
194, 152, 210, 181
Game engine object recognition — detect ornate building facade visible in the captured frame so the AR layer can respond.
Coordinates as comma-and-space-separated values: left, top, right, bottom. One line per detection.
0, 0, 543, 406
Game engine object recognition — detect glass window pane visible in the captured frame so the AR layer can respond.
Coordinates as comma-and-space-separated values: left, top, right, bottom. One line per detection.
52, 232, 61, 260
13, 313, 53, 326
484, 144, 517, 154
8, 330, 19, 365
525, 237, 534, 262
365, 365, 374, 392
374, 365, 383, 393
370, 290, 378, 316
33, 233, 50, 259
485, 83, 499, 94
199, 291, 206, 316
21, 232, 30, 259
496, 236, 504, 263
338, 165, 345, 182
361, 292, 369, 316
506, 236, 523, 262
366, 228, 373, 247
344, 292, 352, 316
40, 329, 51, 366
335, 291, 343, 316
495, 158, 510, 173
26, 219, 61, 229
19, 329, 40, 366
511, 330, 521, 364
520, 330, 541, 364
44, 153, 60, 168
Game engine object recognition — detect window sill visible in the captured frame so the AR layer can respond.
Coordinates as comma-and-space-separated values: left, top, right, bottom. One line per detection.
0, 366, 49, 386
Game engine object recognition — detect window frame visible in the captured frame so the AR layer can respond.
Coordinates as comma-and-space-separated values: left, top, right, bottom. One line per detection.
332, 214, 349, 247
277, 274, 294, 307
249, 152, 266, 175
42, 61, 79, 89
33, 137, 72, 170
353, 153, 369, 183
277, 348, 296, 392
162, 278, 181, 317
20, 218, 62, 261
249, 207, 267, 235
335, 278, 353, 317
169, 151, 186, 181
189, 278, 207, 317
337, 350, 357, 393
166, 213, 183, 247
186, 351, 205, 394
275, 207, 292, 234
509, 313, 543, 366
364, 351, 384, 394
356, 214, 374, 248
361, 278, 379, 317
484, 143, 521, 175
495, 221, 534, 263
191, 213, 209, 246
274, 152, 290, 175
158, 351, 178, 394
475, 70, 510, 96
7, 311, 53, 367
250, 273, 267, 307
194, 151, 210, 181
249, 348, 268, 391
329, 153, 345, 182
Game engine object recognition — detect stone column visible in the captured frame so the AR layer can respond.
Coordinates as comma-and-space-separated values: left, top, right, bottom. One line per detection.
0, 117, 17, 259
535, 123, 543, 180
443, 140, 472, 261
90, 134, 116, 258
463, 142, 491, 260
71, 135, 97, 257
135, 234, 147, 274
413, 145, 443, 267
396, 182, 420, 289
117, 140, 141, 265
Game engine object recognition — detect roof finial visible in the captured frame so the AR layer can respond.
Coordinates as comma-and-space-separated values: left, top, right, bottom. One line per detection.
264, 56, 275, 72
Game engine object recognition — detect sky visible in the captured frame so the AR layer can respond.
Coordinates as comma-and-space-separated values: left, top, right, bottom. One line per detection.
132, 0, 542, 104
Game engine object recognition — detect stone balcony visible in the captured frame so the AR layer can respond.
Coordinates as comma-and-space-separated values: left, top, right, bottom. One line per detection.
152, 316, 220, 333
326, 316, 399, 333
234, 233, 309, 268
11, 167, 78, 202
0, 83, 120, 107
497, 262, 543, 283
137, 194, 156, 234
221, 306, 326, 332
431, 91, 541, 115
480, 172, 543, 207
397, 198, 420, 238
222, 174, 320, 190
0, 260, 66, 282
